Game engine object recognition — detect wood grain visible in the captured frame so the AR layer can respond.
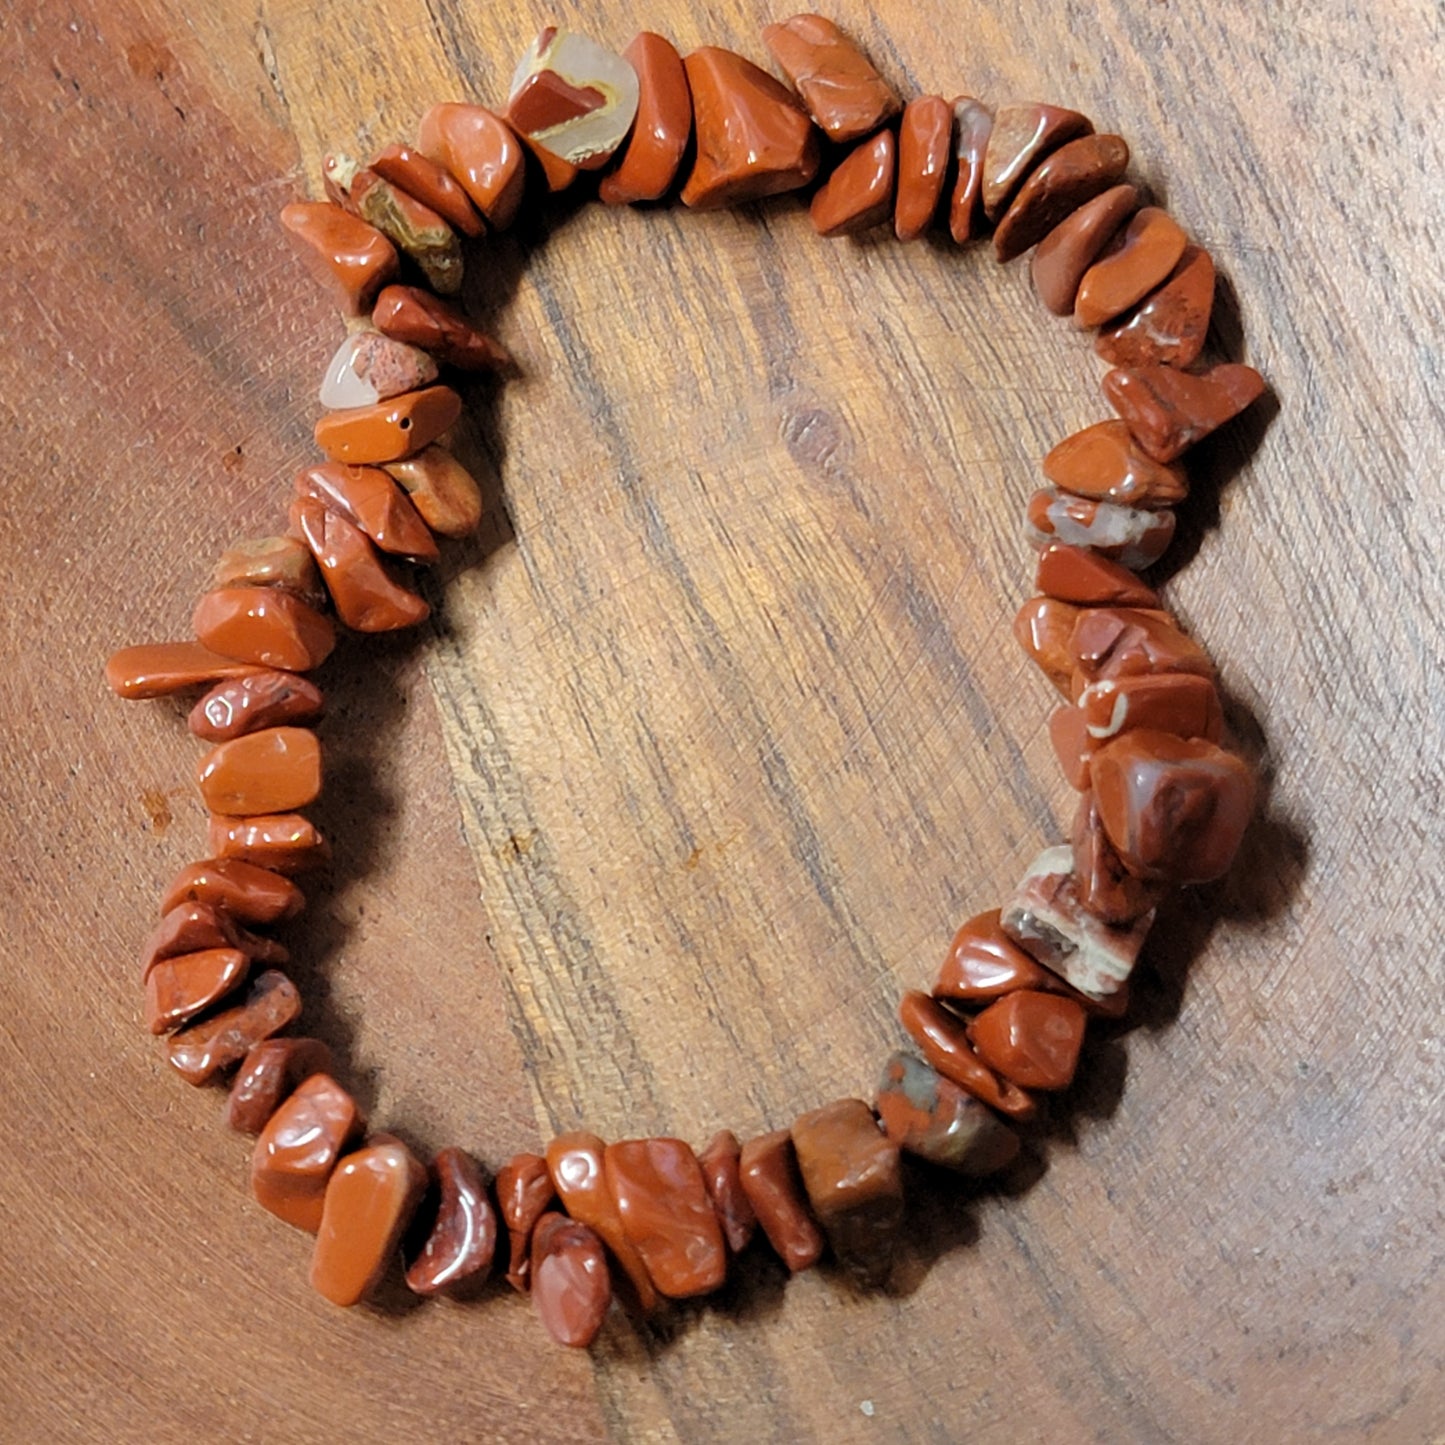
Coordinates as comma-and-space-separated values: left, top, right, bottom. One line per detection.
1, 0, 1441, 1440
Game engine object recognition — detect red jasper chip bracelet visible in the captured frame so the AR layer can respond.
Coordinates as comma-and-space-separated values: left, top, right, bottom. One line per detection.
104, 14, 1267, 1348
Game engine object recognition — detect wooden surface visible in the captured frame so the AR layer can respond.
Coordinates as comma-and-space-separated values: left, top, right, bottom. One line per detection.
2, 1, 1441, 1440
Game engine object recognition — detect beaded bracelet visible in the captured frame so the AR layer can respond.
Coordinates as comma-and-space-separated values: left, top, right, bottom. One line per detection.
105, 15, 1267, 1348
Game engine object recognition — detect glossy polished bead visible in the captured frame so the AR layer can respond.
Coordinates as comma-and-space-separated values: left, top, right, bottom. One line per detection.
897, 991, 1038, 1121
810, 130, 896, 237
738, 1130, 824, 1273
383, 445, 484, 538
935, 908, 1093, 1007
791, 1099, 903, 1287
531, 1213, 612, 1348
319, 331, 438, 411
209, 812, 330, 874
166, 969, 300, 1086
296, 461, 438, 562
329, 157, 463, 296
1031, 182, 1138, 315
404, 1147, 497, 1296
189, 671, 324, 744
142, 900, 242, 977
600, 31, 693, 205
279, 201, 398, 315
1097, 245, 1216, 368
761, 14, 899, 142
416, 103, 526, 229
311, 1134, 428, 1306
290, 497, 430, 633
875, 1052, 1021, 1176
697, 1129, 756, 1254
1051, 701, 1096, 790
161, 857, 304, 925
211, 535, 325, 608
1044, 419, 1189, 510
1013, 596, 1083, 694
314, 385, 461, 466
1026, 488, 1176, 570
545, 1131, 658, 1312
1103, 362, 1268, 463
894, 95, 952, 241
1091, 730, 1256, 884
605, 1138, 727, 1298
196, 727, 321, 816
496, 1152, 556, 1292
994, 133, 1129, 261
104, 642, 263, 700
967, 991, 1087, 1091
948, 98, 992, 242
982, 102, 1092, 221
680, 47, 820, 209
371, 143, 485, 237
227, 1036, 333, 1134
252, 1073, 364, 1232
372, 285, 511, 371
192, 586, 335, 673
1075, 207, 1188, 329
1078, 671, 1224, 747
1002, 846, 1151, 1001
145, 947, 249, 1034
1035, 544, 1160, 609
1071, 793, 1165, 925
506, 26, 640, 169
1069, 607, 1215, 691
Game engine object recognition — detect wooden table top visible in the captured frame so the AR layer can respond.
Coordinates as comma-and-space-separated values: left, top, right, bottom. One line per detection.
3, 1, 1441, 1440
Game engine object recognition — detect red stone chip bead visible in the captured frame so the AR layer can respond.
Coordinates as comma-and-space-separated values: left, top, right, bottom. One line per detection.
310, 1134, 429, 1306
1025, 487, 1176, 570
530, 1213, 613, 1349
1034, 545, 1160, 609
252, 1073, 365, 1232
416, 103, 527, 229
1077, 671, 1225, 748
966, 991, 1087, 1091
1075, 207, 1189, 330
1014, 595, 1084, 694
1031, 182, 1139, 315
790, 1100, 904, 1286
196, 727, 322, 817
104, 641, 264, 700
1096, 245, 1216, 369
372, 285, 512, 372
994, 132, 1130, 262
161, 858, 305, 925
1071, 793, 1166, 926
144, 947, 249, 1035
496, 1152, 557, 1292
738, 1130, 824, 1274
370, 143, 486, 237
545, 1131, 658, 1312
680, 47, 820, 209
296, 462, 439, 563
189, 671, 324, 745
227, 1037, 334, 1134
1103, 361, 1267, 463
1069, 607, 1215, 692
279, 200, 399, 316
404, 1147, 498, 1296
981, 102, 1092, 221
897, 991, 1038, 1121
313, 385, 462, 466
211, 535, 326, 609
383, 446, 485, 538
192, 586, 336, 673
1090, 730, 1256, 884
1044, 419, 1189, 510
142, 900, 243, 976
600, 32, 693, 205
811, 129, 897, 237
208, 813, 330, 874
290, 497, 430, 634
604, 1138, 727, 1299
875, 1052, 1021, 1176
893, 95, 952, 242
166, 969, 301, 1086
934, 908, 1114, 1012
760, 13, 900, 142
696, 1129, 757, 1254
948, 97, 992, 243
